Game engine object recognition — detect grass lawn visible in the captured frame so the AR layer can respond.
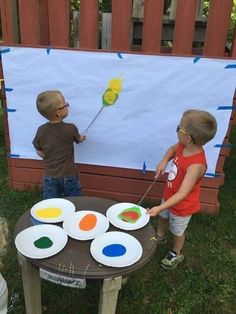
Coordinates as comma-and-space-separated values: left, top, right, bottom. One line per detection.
0, 110, 236, 314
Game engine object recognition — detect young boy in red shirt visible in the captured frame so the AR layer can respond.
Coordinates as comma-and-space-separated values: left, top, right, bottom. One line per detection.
147, 109, 217, 270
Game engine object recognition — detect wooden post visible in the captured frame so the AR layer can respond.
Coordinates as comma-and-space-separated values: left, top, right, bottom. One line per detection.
72, 11, 80, 48
102, 13, 112, 50
99, 276, 122, 314
132, 0, 144, 19
196, 0, 205, 21
169, 0, 177, 20
18, 253, 42, 314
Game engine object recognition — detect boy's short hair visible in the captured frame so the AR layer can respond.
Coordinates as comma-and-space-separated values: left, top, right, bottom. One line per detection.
36, 90, 63, 119
182, 109, 217, 145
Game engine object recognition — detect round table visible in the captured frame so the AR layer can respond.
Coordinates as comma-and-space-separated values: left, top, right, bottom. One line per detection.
14, 196, 157, 314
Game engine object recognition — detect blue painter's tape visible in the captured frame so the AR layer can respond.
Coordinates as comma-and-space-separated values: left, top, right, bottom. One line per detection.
117, 52, 123, 59
4, 108, 16, 112
7, 153, 20, 158
225, 64, 236, 69
0, 48, 10, 54
193, 56, 201, 64
205, 172, 220, 178
4, 87, 13, 92
217, 106, 236, 110
142, 161, 146, 174
214, 143, 232, 148
46, 47, 51, 55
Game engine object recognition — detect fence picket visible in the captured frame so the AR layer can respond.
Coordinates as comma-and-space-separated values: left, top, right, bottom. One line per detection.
48, 0, 70, 47
18, 0, 39, 45
111, 0, 132, 51
204, 0, 233, 56
79, 0, 99, 49
38, 0, 49, 46
102, 13, 112, 50
142, 0, 164, 53
172, 0, 198, 55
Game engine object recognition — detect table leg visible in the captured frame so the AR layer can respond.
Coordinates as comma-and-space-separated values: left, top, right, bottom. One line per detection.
18, 253, 42, 314
98, 276, 122, 314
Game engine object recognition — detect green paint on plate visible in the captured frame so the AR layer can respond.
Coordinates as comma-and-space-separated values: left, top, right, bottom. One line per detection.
118, 206, 141, 223
34, 236, 53, 249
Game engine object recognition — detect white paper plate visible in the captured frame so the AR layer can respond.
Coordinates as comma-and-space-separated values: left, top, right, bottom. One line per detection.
106, 202, 150, 230
30, 198, 76, 223
15, 224, 68, 259
63, 210, 109, 240
90, 231, 143, 267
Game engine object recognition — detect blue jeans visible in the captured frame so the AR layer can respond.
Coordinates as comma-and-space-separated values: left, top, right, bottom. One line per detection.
43, 175, 82, 199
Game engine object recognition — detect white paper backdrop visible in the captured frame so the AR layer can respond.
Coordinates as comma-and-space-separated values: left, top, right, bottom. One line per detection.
1, 47, 236, 175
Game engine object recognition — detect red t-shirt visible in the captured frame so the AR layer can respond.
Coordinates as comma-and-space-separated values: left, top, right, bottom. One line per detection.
163, 143, 207, 216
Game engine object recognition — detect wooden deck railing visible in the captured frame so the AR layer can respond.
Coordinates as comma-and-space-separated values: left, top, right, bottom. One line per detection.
0, 0, 236, 214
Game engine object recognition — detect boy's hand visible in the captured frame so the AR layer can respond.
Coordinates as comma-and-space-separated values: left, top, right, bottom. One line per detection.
80, 135, 86, 142
155, 160, 167, 178
146, 206, 162, 217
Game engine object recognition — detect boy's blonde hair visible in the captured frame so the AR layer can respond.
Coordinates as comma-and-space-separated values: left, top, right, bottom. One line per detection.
0, 217, 8, 269
36, 90, 63, 120
182, 109, 217, 145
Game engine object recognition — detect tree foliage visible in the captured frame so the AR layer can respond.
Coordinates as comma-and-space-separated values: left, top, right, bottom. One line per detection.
71, 0, 111, 13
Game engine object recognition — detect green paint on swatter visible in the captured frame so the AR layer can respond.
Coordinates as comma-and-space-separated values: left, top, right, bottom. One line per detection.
34, 236, 53, 249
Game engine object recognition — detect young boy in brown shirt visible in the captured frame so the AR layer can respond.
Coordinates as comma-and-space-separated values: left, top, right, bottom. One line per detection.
33, 90, 86, 199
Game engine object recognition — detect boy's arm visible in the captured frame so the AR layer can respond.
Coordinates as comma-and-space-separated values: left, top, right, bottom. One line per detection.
74, 126, 86, 143
155, 143, 178, 177
36, 149, 45, 159
147, 163, 206, 216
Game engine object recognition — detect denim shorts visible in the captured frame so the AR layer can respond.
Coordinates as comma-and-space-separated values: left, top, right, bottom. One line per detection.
43, 175, 82, 199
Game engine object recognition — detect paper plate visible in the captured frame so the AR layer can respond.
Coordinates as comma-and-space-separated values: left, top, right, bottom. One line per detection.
63, 210, 109, 240
15, 224, 68, 259
106, 202, 150, 230
90, 231, 143, 267
30, 198, 76, 223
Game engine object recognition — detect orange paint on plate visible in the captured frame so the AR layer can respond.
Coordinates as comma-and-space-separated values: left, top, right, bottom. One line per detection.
36, 207, 62, 219
79, 214, 97, 231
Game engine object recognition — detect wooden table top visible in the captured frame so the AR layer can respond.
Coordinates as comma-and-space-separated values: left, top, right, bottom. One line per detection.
14, 196, 157, 279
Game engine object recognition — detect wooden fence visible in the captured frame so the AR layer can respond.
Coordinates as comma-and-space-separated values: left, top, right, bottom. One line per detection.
0, 0, 236, 214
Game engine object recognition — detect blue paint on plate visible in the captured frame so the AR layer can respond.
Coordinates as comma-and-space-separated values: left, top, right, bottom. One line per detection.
102, 244, 126, 257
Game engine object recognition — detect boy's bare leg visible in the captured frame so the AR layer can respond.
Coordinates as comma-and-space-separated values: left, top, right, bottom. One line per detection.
157, 216, 169, 238
172, 234, 185, 255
